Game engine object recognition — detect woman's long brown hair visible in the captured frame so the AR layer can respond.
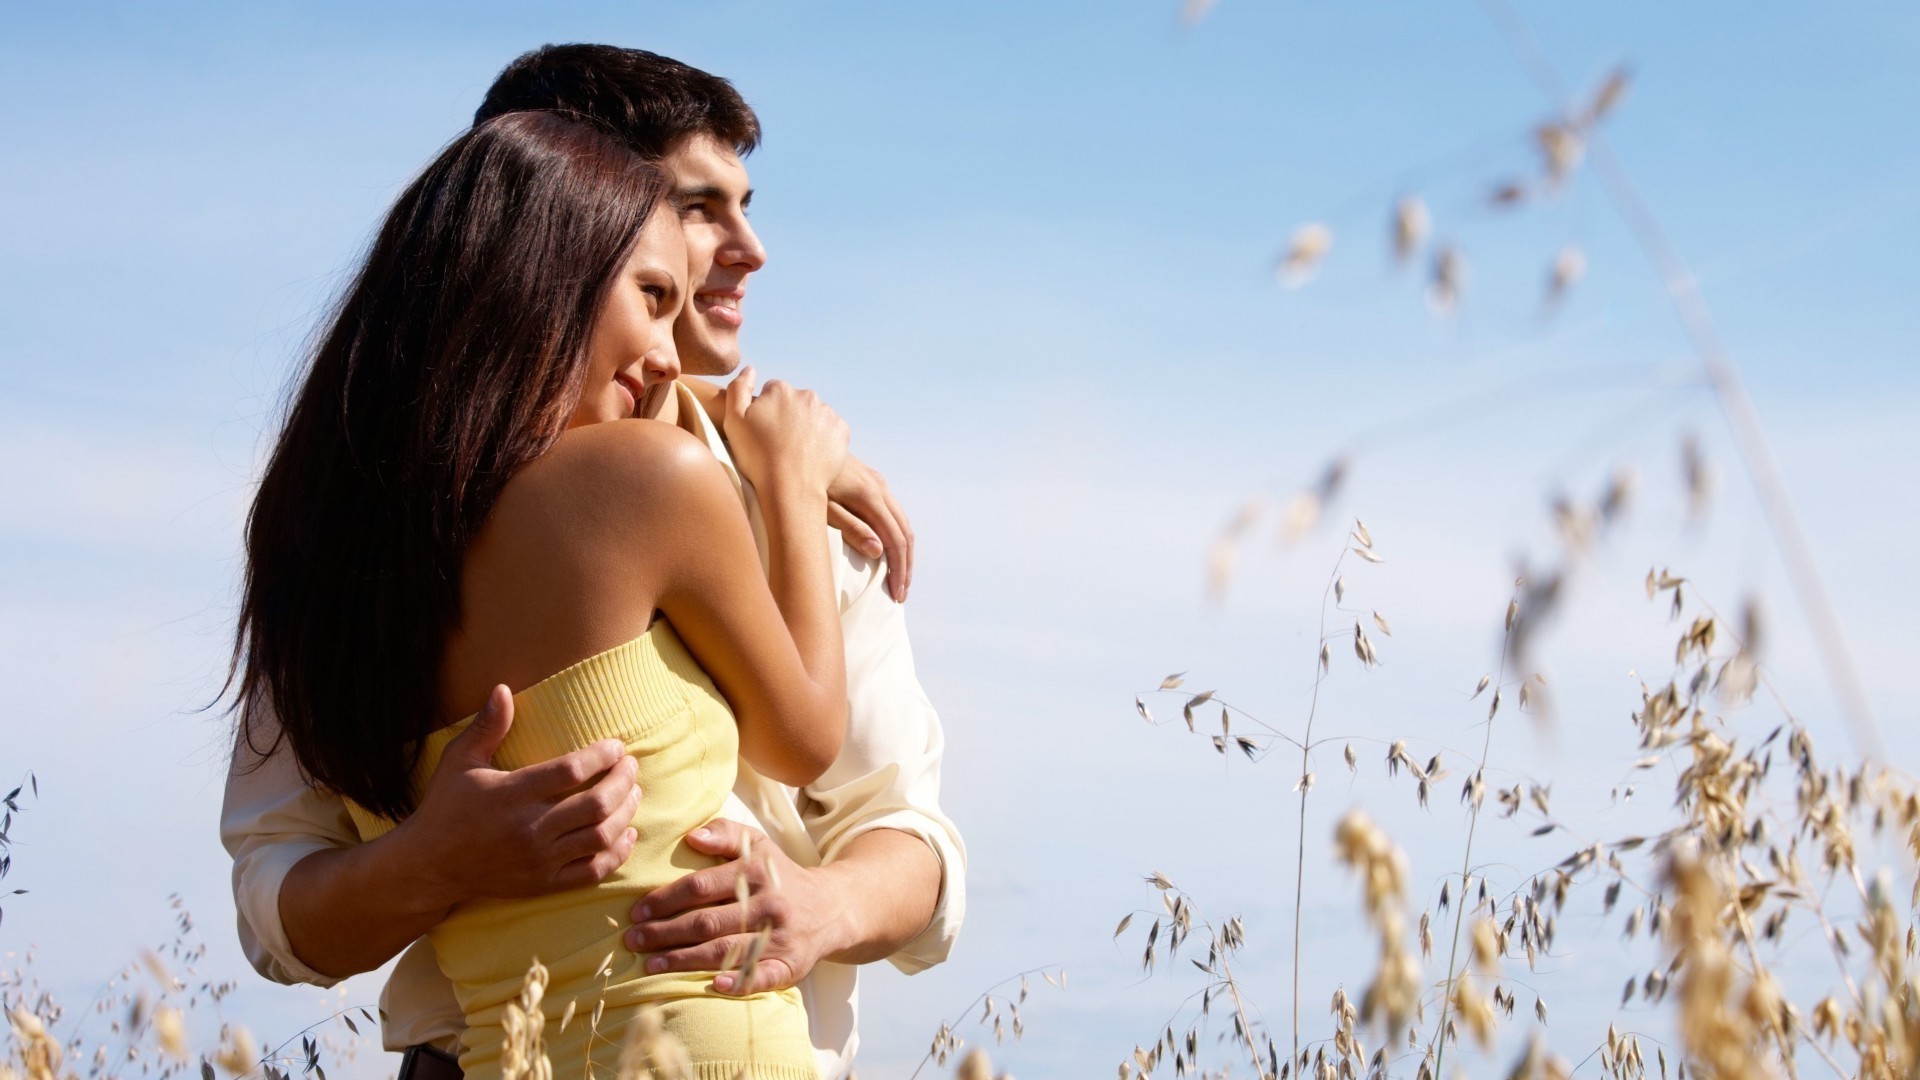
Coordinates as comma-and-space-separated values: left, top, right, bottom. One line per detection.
232, 111, 666, 820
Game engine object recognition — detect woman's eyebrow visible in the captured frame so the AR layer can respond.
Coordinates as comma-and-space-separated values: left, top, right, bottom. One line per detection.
652, 271, 683, 306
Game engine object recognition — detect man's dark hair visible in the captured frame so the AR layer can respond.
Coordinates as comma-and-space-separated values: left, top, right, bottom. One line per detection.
476, 44, 760, 159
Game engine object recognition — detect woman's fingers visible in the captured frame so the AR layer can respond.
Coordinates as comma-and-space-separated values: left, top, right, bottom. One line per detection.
827, 502, 885, 560
725, 365, 756, 426
882, 486, 914, 601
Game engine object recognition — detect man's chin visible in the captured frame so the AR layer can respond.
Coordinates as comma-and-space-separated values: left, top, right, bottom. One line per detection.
674, 330, 742, 378
678, 356, 743, 378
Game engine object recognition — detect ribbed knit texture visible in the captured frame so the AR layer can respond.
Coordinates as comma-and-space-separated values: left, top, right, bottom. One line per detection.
348, 625, 818, 1080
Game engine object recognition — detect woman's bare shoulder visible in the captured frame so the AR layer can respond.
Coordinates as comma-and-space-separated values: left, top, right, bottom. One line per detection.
490, 419, 738, 553
447, 420, 746, 706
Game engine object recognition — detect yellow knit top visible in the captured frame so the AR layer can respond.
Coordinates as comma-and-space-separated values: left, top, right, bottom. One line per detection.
347, 623, 818, 1080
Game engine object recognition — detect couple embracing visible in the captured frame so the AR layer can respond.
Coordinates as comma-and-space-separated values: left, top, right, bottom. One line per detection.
220, 45, 966, 1080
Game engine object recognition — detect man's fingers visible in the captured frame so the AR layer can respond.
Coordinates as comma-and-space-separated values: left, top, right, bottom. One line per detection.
627, 902, 746, 954
684, 819, 762, 859
547, 788, 640, 862
634, 860, 743, 922
505, 739, 628, 800
713, 956, 799, 996
551, 818, 637, 867
550, 834, 635, 892
828, 503, 885, 561
538, 756, 639, 836
640, 935, 746, 978
446, 685, 515, 766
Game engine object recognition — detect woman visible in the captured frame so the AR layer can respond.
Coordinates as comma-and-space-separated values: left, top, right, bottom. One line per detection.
231, 110, 843, 1080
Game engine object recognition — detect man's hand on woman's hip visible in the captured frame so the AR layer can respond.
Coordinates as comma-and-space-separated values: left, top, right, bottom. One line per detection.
623, 819, 845, 995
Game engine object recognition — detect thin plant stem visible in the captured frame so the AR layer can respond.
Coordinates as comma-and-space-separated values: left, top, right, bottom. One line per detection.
1429, 582, 1521, 1079
905, 965, 1063, 1080
1219, 953, 1271, 1079
1292, 544, 1349, 1071
1472, 0, 1887, 763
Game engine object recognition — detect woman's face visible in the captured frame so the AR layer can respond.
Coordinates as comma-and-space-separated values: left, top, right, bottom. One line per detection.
569, 211, 688, 428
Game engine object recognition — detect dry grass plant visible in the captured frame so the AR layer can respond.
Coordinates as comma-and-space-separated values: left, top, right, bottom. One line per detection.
1089, 4, 1914, 1079
1, 871, 358, 1080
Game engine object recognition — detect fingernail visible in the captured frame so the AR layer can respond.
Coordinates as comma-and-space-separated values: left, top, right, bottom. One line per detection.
647, 957, 666, 974
624, 828, 638, 844
713, 974, 734, 992
624, 757, 639, 776
864, 540, 883, 557
637, 904, 650, 920
690, 827, 710, 841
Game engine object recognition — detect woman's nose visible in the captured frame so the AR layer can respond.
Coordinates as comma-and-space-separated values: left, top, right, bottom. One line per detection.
640, 345, 681, 386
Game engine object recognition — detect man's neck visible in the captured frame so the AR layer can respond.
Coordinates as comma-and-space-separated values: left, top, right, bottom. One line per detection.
653, 378, 682, 430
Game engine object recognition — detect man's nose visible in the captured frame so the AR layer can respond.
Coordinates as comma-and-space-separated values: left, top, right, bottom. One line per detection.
721, 220, 768, 273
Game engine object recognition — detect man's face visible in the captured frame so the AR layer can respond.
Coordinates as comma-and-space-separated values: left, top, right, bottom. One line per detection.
662, 134, 767, 376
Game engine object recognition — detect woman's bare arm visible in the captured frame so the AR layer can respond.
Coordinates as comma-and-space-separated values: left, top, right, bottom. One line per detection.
463, 412, 845, 787
649, 389, 848, 784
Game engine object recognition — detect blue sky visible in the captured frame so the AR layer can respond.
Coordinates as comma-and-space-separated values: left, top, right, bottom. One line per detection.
2, 2, 1916, 1076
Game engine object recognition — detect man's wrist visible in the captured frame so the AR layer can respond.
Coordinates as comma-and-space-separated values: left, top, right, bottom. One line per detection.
374, 817, 466, 920
807, 860, 868, 962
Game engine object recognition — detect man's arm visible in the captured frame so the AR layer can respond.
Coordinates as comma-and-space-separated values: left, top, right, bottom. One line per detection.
225, 688, 642, 980
222, 719, 361, 987
792, 541, 964, 971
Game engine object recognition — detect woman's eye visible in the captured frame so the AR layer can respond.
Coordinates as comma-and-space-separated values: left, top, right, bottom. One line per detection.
642, 284, 666, 301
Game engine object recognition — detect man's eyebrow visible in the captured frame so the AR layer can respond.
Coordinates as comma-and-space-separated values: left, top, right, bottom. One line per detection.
671, 184, 753, 209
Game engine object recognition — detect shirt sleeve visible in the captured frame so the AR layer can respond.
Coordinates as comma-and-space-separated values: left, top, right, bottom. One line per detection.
218, 710, 358, 987
802, 537, 968, 974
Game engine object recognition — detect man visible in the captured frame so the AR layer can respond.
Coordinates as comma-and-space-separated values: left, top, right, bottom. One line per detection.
221, 44, 964, 1079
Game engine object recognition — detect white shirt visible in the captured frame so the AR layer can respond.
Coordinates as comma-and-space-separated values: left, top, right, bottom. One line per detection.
219, 382, 966, 1078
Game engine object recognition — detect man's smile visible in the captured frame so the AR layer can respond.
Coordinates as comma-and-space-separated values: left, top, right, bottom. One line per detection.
693, 289, 744, 329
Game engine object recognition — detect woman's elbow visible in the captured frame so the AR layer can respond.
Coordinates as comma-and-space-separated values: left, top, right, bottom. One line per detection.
766, 702, 846, 787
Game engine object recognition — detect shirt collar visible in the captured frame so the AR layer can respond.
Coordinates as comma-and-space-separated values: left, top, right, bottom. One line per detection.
673, 381, 746, 498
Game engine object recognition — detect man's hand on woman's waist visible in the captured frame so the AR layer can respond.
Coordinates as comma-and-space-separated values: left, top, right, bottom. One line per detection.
622, 817, 941, 994
280, 686, 642, 978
